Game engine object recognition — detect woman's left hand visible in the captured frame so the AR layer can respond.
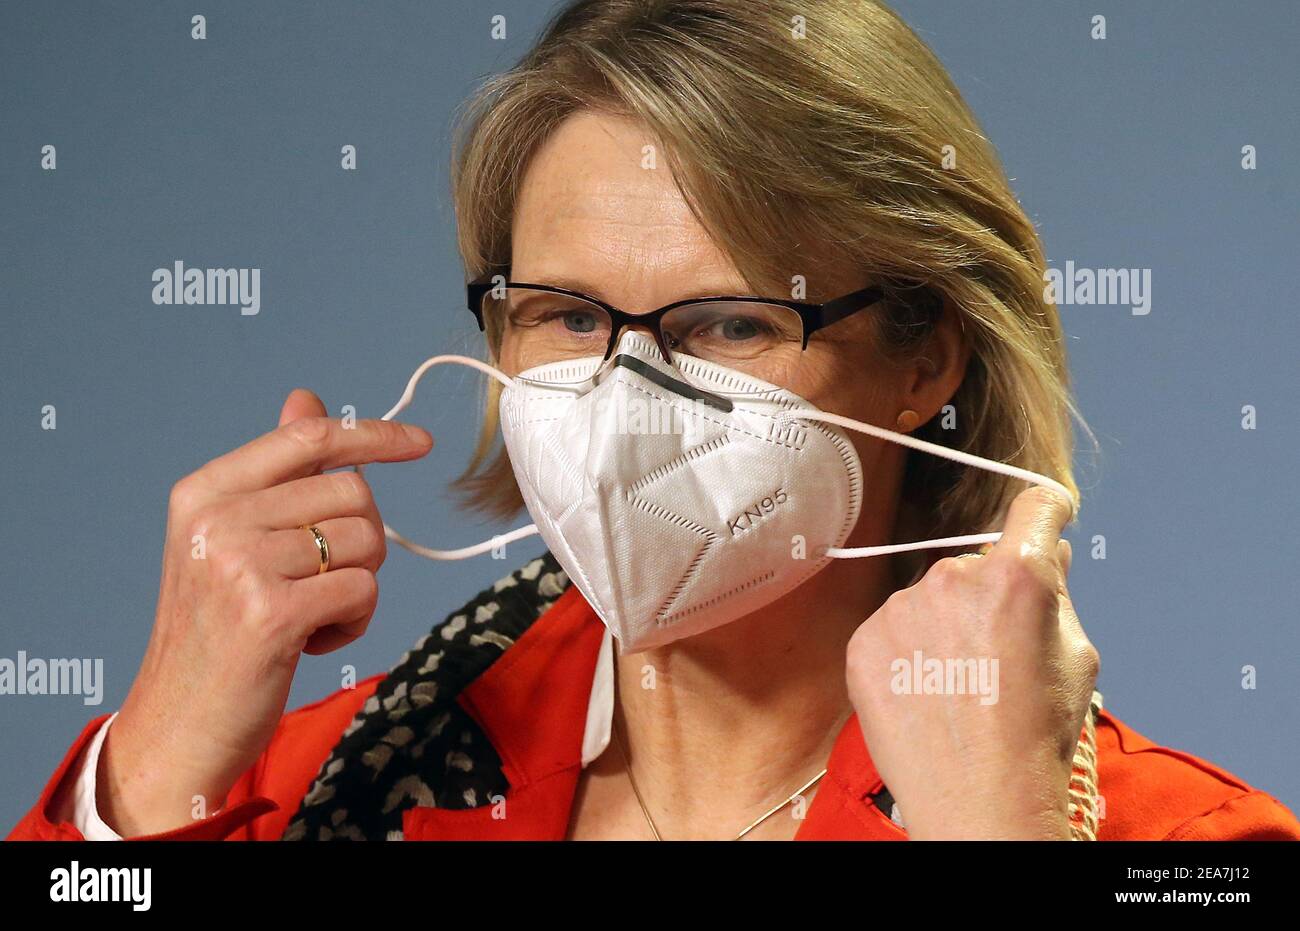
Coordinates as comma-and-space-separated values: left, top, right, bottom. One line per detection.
845, 486, 1100, 840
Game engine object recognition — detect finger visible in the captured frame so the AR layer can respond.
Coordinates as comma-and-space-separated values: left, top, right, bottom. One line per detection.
1056, 588, 1101, 715
241, 471, 381, 530
993, 485, 1073, 568
284, 567, 379, 651
1057, 538, 1073, 582
278, 388, 328, 427
267, 518, 386, 578
1057, 586, 1086, 641
198, 417, 433, 494
304, 619, 370, 656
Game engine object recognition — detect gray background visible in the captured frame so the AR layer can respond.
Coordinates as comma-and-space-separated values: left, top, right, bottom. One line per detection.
2, 0, 1297, 833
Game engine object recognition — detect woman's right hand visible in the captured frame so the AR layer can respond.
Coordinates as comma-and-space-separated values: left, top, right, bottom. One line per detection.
94, 389, 433, 837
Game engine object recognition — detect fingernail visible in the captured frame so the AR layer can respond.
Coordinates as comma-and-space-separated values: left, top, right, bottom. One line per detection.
1057, 539, 1073, 573
402, 424, 433, 445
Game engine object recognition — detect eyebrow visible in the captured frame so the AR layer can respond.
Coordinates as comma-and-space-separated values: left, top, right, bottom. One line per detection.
515, 273, 761, 307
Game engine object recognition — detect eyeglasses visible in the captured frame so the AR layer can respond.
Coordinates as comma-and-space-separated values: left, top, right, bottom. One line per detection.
466, 275, 893, 371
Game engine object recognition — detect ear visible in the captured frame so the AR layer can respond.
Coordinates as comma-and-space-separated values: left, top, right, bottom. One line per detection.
899, 298, 970, 429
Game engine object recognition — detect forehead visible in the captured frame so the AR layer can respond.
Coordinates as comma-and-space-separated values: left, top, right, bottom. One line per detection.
510, 111, 749, 306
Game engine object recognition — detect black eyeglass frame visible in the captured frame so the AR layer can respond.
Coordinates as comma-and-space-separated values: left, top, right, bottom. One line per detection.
466, 275, 892, 363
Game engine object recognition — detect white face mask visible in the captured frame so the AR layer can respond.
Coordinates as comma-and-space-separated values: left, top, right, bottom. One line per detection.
365, 330, 1073, 653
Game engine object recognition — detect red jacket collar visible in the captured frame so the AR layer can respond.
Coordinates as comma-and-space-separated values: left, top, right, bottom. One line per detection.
405, 584, 904, 840
459, 584, 602, 788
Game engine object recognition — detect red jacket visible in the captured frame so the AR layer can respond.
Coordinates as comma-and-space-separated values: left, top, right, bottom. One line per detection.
9, 582, 1299, 841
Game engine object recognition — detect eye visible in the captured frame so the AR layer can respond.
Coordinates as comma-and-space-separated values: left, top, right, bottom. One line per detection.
562, 310, 600, 334
693, 314, 768, 342
718, 316, 760, 340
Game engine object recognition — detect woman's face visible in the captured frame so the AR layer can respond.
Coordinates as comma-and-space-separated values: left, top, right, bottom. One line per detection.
505, 110, 966, 529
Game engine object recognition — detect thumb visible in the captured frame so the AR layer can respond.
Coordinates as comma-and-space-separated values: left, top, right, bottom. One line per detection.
1056, 538, 1073, 579
278, 388, 328, 427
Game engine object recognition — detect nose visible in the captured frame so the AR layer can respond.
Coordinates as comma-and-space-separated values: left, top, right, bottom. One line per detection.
608, 319, 674, 364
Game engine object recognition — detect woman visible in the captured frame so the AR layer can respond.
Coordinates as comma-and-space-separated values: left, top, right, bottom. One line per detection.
11, 0, 1298, 841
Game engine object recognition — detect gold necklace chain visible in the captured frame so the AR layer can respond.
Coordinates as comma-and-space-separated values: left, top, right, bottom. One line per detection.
610, 712, 833, 841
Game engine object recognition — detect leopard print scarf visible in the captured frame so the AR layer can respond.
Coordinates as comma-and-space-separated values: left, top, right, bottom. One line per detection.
282, 552, 570, 841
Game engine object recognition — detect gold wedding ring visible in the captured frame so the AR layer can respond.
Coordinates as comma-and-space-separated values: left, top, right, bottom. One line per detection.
302, 525, 331, 575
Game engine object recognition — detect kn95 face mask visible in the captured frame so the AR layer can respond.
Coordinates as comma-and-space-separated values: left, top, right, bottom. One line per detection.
360, 330, 1074, 653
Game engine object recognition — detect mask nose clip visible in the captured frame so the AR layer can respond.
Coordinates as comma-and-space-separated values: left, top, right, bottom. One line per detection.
595, 330, 733, 412
606, 353, 734, 412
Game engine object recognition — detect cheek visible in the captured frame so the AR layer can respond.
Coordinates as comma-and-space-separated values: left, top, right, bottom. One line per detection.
780, 344, 911, 485
781, 345, 901, 426
496, 332, 524, 377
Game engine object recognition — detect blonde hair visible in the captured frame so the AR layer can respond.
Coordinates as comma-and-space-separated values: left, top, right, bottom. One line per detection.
449, 0, 1085, 564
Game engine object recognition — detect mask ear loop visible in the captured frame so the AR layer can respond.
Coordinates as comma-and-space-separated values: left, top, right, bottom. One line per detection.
772, 408, 1075, 558
355, 355, 539, 560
